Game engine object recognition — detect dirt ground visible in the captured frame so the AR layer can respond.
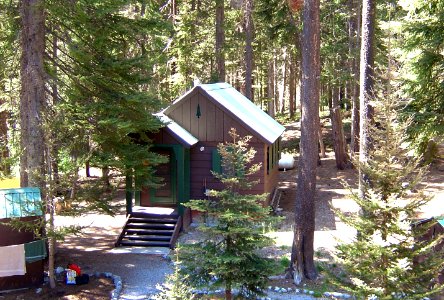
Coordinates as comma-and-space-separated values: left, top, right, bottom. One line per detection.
0, 276, 114, 300
2, 120, 443, 300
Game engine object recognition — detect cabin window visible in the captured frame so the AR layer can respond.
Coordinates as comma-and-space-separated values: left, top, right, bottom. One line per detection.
211, 147, 245, 178
267, 139, 281, 175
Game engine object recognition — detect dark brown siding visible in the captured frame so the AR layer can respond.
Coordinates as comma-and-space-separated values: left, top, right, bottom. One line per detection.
0, 217, 44, 290
149, 128, 182, 145
414, 220, 444, 285
263, 144, 280, 202
190, 142, 271, 200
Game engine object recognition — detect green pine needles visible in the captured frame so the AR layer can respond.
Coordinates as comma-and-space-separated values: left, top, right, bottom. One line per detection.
332, 96, 444, 299
153, 248, 196, 300
180, 128, 280, 300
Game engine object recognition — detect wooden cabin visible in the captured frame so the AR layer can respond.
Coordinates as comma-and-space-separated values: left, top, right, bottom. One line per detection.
414, 217, 444, 285
117, 83, 285, 248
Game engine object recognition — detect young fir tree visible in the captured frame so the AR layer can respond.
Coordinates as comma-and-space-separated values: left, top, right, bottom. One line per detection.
332, 96, 444, 299
180, 128, 280, 300
153, 248, 196, 300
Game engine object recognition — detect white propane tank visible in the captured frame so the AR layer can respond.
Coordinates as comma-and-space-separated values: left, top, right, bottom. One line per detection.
279, 153, 295, 170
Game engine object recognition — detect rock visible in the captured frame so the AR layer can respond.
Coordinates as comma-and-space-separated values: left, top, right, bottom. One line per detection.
112, 275, 121, 284
162, 254, 171, 261
111, 290, 119, 300
330, 292, 344, 298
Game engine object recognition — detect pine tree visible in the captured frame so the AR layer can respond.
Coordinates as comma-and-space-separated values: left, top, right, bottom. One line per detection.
45, 0, 169, 188
332, 95, 444, 299
180, 128, 280, 300
401, 0, 444, 155
153, 248, 196, 300
3, 0, 170, 288
289, 0, 320, 284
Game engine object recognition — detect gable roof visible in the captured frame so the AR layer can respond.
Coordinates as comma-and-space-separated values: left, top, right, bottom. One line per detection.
155, 113, 198, 148
165, 82, 285, 144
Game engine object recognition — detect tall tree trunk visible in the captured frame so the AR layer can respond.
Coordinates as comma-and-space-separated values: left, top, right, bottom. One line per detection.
50, 27, 60, 185
273, 55, 279, 113
47, 192, 56, 288
349, 0, 360, 156
0, 96, 10, 175
44, 146, 57, 289
359, 0, 375, 197
267, 60, 275, 117
290, 0, 320, 284
102, 166, 111, 189
216, 0, 225, 82
318, 120, 326, 158
244, 0, 254, 100
20, 0, 46, 188
330, 86, 349, 169
289, 55, 296, 118
279, 48, 288, 113
289, 13, 301, 119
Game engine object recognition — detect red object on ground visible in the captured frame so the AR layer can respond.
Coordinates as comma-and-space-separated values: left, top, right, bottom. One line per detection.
67, 263, 81, 276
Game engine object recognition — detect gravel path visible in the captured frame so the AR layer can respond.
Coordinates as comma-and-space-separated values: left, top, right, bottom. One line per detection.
263, 293, 321, 299
54, 211, 323, 300
54, 212, 172, 300
111, 254, 170, 300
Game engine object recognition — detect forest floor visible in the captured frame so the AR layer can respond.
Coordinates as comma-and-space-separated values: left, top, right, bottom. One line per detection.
1, 120, 443, 300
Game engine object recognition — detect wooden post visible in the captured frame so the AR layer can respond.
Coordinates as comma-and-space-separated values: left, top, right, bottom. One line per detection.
174, 146, 185, 216
125, 171, 133, 215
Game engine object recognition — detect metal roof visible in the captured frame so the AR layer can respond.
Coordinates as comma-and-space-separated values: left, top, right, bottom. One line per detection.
156, 113, 198, 148
200, 83, 285, 144
168, 82, 285, 144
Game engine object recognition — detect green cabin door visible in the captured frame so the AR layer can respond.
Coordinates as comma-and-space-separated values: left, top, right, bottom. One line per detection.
150, 148, 177, 205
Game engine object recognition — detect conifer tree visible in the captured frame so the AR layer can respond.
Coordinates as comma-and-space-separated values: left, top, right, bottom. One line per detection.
180, 128, 280, 300
3, 0, 170, 288
332, 95, 444, 299
153, 248, 196, 300
401, 0, 444, 155
46, 0, 169, 188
